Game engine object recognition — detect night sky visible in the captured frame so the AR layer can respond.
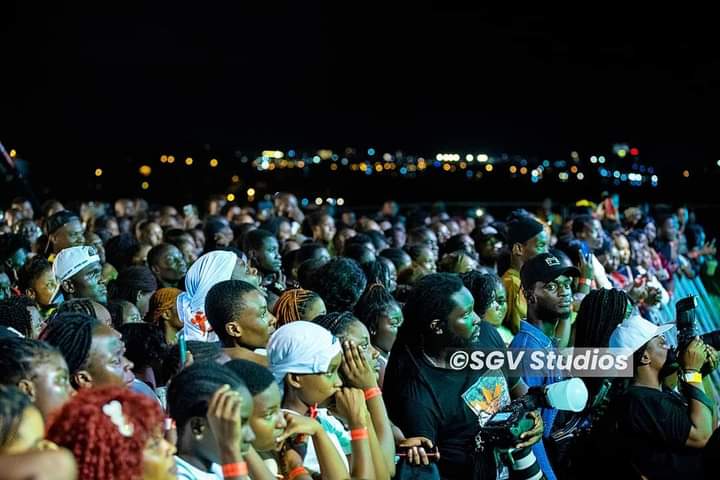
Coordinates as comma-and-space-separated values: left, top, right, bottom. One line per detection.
2, 4, 719, 204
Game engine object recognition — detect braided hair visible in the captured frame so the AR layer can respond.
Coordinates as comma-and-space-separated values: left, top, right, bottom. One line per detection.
145, 287, 182, 325
0, 297, 36, 338
574, 288, 630, 348
362, 260, 393, 292
273, 289, 322, 327
0, 385, 33, 452
46, 387, 164, 480
54, 298, 96, 318
312, 311, 357, 337
0, 337, 60, 385
355, 284, 399, 335
41, 312, 99, 384
167, 362, 245, 437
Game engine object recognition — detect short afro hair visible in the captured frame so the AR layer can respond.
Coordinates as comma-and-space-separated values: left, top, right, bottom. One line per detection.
309, 257, 367, 312
225, 359, 275, 396
204, 280, 260, 345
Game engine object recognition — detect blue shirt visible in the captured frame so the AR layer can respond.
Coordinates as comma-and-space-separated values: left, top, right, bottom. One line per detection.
509, 320, 561, 480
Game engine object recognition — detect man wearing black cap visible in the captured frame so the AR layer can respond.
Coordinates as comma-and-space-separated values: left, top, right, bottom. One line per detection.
508, 252, 581, 480
502, 216, 548, 335
44, 211, 85, 261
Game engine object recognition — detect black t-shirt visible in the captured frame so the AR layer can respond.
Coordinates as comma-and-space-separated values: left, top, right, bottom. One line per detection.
386, 322, 517, 479
614, 385, 702, 479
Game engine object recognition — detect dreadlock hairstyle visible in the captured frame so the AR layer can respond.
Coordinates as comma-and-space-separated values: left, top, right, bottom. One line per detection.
108, 266, 158, 305
167, 362, 246, 437
0, 297, 36, 338
0, 337, 60, 386
118, 323, 166, 382
574, 288, 630, 349
40, 312, 99, 385
225, 359, 275, 396
355, 284, 399, 335
384, 273, 465, 410
46, 387, 164, 480
461, 270, 500, 318
0, 385, 33, 452
312, 311, 358, 337
273, 289, 323, 327
393, 273, 464, 351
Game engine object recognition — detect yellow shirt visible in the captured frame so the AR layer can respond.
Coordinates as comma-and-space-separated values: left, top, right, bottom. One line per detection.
502, 268, 526, 334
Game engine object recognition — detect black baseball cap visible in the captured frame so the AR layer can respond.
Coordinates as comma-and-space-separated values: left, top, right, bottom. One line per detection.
520, 253, 580, 291
507, 217, 544, 245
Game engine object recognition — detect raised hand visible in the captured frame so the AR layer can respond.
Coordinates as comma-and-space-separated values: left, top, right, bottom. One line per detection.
341, 340, 377, 390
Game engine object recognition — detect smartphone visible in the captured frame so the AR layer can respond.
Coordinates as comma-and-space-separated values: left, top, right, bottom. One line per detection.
178, 332, 187, 366
397, 446, 440, 459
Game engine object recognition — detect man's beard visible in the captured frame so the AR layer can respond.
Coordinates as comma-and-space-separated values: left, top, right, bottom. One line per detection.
425, 326, 478, 352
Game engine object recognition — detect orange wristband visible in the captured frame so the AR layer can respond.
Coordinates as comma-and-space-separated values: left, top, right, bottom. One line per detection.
364, 387, 382, 400
350, 427, 369, 441
287, 466, 308, 480
222, 462, 248, 477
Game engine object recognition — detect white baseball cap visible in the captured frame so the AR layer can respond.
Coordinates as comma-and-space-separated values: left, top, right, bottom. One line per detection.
53, 246, 101, 283
609, 314, 675, 353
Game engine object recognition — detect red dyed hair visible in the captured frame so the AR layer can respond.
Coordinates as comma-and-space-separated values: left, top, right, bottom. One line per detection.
46, 387, 164, 480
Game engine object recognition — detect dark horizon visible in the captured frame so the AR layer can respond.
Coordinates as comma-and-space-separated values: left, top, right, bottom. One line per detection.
2, 4, 719, 204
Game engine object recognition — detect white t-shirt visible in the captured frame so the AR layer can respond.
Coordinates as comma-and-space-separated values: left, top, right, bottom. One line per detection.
175, 456, 223, 480
282, 408, 350, 474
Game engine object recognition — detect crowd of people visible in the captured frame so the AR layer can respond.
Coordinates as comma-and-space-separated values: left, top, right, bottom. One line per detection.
0, 191, 719, 479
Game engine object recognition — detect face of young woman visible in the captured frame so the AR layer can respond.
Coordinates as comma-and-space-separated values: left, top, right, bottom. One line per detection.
142, 428, 178, 480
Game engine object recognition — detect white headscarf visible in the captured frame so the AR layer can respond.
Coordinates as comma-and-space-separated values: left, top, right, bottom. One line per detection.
177, 250, 237, 342
267, 321, 343, 394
